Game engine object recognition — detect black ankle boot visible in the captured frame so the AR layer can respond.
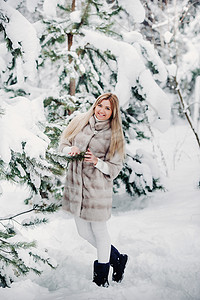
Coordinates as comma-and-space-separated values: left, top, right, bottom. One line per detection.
93, 260, 110, 287
110, 245, 128, 283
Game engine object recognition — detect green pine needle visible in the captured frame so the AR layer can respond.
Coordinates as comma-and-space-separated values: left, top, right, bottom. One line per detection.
66, 152, 86, 163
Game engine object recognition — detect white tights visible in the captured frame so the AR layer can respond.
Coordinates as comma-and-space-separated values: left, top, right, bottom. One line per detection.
74, 216, 111, 263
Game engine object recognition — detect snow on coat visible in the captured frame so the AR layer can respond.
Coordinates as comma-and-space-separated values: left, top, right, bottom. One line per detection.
60, 115, 123, 222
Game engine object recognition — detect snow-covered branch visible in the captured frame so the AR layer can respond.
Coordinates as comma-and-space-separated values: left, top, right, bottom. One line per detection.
175, 76, 200, 149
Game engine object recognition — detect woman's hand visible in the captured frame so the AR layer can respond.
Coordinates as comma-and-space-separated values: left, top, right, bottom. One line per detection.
84, 149, 98, 165
68, 146, 80, 156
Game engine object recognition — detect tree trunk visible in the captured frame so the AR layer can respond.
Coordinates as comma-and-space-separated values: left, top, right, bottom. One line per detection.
68, 0, 76, 96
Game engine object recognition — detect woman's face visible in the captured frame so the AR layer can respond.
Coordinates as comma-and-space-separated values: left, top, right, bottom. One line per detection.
94, 99, 112, 121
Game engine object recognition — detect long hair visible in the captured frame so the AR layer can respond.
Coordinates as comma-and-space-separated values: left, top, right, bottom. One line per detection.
60, 93, 125, 159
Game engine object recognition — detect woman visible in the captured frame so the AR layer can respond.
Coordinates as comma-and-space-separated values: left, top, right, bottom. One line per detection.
59, 93, 128, 287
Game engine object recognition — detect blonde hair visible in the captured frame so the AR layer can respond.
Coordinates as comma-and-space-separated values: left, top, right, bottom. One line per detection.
60, 93, 125, 159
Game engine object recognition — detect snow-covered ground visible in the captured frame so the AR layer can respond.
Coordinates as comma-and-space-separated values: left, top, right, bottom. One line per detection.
0, 124, 200, 300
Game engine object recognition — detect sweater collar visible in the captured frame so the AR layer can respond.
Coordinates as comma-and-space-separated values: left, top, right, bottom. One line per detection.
89, 115, 111, 131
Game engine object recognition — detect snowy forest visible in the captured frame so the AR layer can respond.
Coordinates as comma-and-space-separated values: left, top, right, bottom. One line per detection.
0, 0, 200, 299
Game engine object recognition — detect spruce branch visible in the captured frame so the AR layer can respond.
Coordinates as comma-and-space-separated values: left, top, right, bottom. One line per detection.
0, 202, 61, 223
64, 151, 86, 170
0, 208, 35, 222
65, 151, 86, 163
22, 217, 48, 227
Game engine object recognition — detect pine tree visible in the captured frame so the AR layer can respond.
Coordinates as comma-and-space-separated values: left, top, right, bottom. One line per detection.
0, 0, 64, 286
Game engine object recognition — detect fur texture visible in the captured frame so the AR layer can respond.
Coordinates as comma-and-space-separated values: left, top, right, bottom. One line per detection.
60, 115, 122, 221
